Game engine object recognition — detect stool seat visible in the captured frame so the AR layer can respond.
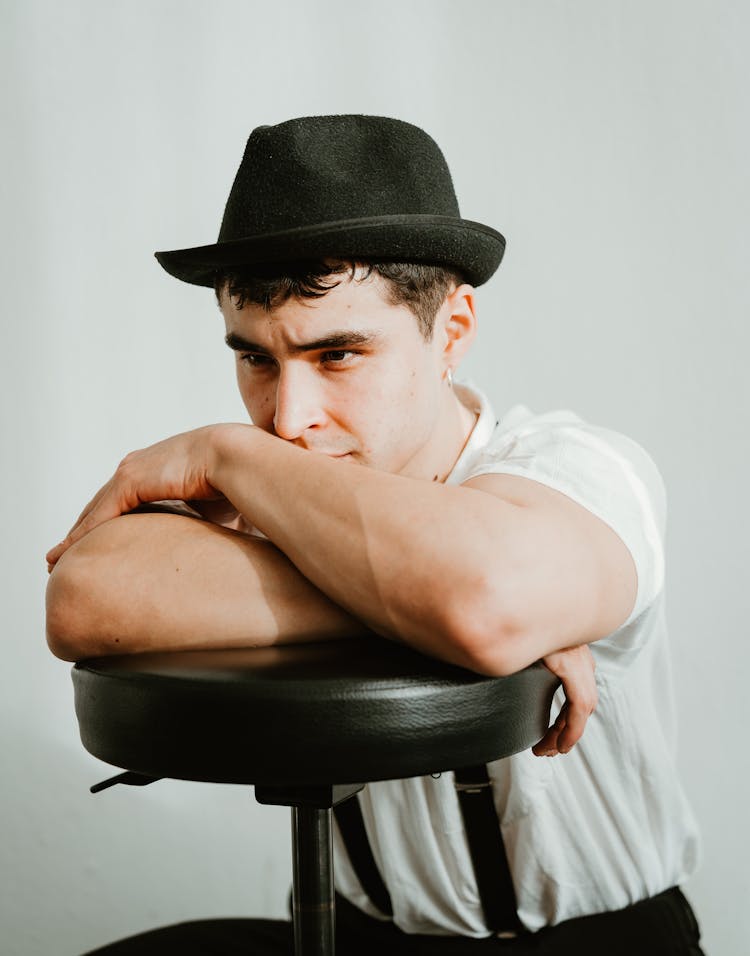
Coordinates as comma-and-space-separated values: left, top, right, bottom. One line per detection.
73, 636, 559, 786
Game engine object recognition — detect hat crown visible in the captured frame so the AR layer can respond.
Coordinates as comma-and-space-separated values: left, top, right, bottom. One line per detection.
218, 114, 461, 241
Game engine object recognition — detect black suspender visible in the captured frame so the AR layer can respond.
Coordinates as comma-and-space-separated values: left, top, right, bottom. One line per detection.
333, 765, 525, 936
333, 794, 393, 917
454, 764, 524, 936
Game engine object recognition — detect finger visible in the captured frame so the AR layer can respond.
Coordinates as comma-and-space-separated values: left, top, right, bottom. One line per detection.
47, 508, 115, 563
68, 480, 116, 539
46, 542, 67, 567
532, 705, 567, 756
556, 698, 591, 753
539, 645, 598, 755
46, 477, 116, 567
532, 726, 563, 756
532, 730, 561, 756
556, 711, 584, 752
46, 487, 134, 565
556, 680, 597, 754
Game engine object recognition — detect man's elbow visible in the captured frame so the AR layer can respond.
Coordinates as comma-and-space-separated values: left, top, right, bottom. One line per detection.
442, 584, 529, 678
453, 628, 525, 678
45, 553, 103, 661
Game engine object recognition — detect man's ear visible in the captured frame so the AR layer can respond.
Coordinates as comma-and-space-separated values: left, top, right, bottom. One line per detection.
437, 283, 477, 372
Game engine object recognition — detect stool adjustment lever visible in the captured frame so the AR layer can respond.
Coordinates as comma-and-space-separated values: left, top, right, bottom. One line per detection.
90, 771, 162, 794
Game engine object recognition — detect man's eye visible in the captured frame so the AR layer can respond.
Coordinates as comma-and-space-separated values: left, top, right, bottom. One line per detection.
240, 353, 272, 368
321, 350, 354, 364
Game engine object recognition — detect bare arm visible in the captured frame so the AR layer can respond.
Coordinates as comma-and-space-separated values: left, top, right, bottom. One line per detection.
45, 511, 371, 661
209, 427, 635, 675
45, 437, 606, 754
45, 506, 598, 756
47, 423, 636, 675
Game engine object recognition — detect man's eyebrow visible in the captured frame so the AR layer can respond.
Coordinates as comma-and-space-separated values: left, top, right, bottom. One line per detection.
224, 332, 270, 354
224, 330, 382, 354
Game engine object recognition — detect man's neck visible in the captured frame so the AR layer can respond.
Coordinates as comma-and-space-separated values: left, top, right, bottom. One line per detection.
420, 387, 479, 484
443, 390, 479, 481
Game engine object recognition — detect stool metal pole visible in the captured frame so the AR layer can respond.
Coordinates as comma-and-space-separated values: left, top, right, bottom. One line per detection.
291, 806, 335, 956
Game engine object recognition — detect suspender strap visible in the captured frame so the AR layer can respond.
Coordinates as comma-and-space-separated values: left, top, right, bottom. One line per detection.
454, 764, 524, 936
333, 795, 394, 917
335, 770, 523, 935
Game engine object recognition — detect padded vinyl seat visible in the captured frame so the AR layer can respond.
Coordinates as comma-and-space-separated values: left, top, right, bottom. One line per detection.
73, 636, 559, 786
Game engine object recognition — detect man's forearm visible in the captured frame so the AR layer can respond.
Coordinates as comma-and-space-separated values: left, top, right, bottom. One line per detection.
45, 512, 370, 661
45, 418, 612, 678
208, 426, 523, 672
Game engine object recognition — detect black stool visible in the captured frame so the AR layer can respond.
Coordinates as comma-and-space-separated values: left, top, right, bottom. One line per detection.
72, 636, 559, 955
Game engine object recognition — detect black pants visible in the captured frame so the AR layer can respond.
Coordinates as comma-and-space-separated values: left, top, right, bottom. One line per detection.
84, 887, 705, 955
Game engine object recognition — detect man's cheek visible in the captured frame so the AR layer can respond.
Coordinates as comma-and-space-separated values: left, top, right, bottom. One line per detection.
243, 391, 274, 429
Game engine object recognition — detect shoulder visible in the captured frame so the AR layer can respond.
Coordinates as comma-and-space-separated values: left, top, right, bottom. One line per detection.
465, 402, 666, 541
459, 395, 667, 635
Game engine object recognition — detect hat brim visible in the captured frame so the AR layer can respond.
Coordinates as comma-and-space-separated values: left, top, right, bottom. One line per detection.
154, 215, 506, 289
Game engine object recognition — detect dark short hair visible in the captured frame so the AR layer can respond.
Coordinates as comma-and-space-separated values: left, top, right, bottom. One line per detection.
214, 260, 465, 340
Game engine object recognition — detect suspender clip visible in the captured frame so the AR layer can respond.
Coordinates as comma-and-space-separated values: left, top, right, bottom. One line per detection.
454, 780, 491, 793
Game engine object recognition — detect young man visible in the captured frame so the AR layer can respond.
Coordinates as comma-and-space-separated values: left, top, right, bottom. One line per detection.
46, 115, 703, 954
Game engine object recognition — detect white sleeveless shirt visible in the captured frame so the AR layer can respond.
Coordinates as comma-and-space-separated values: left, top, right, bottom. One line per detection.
333, 382, 701, 936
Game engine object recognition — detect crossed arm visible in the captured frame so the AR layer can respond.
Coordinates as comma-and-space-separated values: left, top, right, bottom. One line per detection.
46, 423, 634, 754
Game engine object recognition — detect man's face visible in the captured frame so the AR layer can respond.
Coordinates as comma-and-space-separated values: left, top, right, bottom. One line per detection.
221, 273, 452, 479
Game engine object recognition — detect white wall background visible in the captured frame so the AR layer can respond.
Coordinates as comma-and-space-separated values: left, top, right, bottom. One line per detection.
2, 1, 747, 953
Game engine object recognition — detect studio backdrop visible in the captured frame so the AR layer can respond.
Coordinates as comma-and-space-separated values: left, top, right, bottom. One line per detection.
1, 2, 747, 954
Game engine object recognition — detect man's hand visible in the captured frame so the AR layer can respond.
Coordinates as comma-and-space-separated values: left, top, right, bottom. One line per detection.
532, 643, 598, 756
46, 425, 239, 569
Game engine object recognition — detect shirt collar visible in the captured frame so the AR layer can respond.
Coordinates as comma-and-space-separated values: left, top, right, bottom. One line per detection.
446, 381, 497, 485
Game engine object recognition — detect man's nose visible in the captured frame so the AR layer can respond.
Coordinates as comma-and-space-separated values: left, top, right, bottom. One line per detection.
272, 365, 327, 441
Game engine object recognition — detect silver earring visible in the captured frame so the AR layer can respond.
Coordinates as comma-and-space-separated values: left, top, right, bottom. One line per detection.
446, 367, 454, 388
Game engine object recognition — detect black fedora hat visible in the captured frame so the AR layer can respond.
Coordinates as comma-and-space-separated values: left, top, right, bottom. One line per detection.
155, 114, 506, 287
